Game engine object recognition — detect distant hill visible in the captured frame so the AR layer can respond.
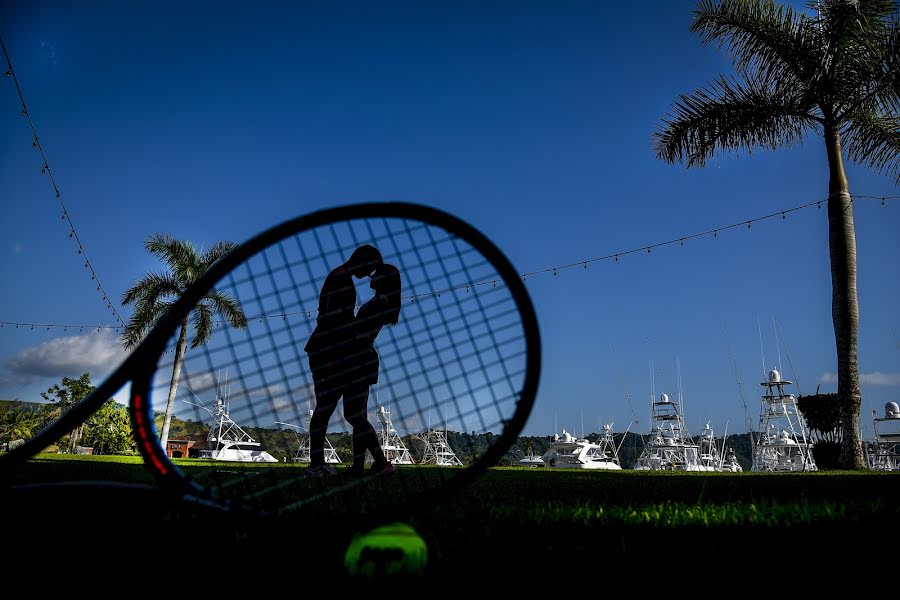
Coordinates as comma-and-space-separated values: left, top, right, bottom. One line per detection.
0, 399, 44, 415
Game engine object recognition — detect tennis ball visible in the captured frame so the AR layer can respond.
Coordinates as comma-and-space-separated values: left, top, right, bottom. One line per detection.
344, 522, 428, 578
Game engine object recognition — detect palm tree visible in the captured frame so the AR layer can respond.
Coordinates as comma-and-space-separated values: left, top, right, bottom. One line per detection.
122, 234, 248, 452
654, 0, 899, 469
0, 408, 37, 443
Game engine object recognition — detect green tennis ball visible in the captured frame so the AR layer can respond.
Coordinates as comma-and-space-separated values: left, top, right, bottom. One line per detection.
344, 522, 428, 578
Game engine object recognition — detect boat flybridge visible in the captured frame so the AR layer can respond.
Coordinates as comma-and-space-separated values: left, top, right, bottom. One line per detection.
751, 368, 816, 472
370, 405, 414, 465
419, 427, 463, 466
634, 393, 716, 472
540, 424, 622, 470
866, 402, 900, 471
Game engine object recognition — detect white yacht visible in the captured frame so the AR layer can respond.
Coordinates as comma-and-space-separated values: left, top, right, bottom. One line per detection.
866, 402, 900, 471
540, 426, 622, 470
276, 409, 341, 464
419, 427, 463, 466
751, 369, 816, 472
721, 447, 743, 472
372, 405, 414, 465
184, 391, 278, 463
697, 422, 743, 472
633, 394, 715, 472
198, 397, 277, 463
518, 449, 546, 467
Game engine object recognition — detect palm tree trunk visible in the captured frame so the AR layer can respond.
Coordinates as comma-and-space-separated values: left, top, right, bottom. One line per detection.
159, 316, 189, 453
824, 125, 865, 470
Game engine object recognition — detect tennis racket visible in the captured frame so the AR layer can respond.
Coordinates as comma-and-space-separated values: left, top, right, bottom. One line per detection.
1, 202, 541, 522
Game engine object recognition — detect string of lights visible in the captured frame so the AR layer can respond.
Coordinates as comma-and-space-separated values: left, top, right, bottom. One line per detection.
2, 194, 896, 334
2, 35, 124, 327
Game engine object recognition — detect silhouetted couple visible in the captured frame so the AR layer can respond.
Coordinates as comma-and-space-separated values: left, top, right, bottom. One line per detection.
304, 244, 401, 478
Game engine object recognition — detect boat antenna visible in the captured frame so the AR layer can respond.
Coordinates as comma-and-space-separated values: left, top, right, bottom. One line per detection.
647, 336, 673, 397
718, 420, 730, 470
614, 420, 635, 458
609, 343, 640, 431
774, 316, 802, 395
757, 316, 767, 379
648, 359, 654, 431
773, 316, 784, 376
223, 368, 229, 414
180, 384, 215, 418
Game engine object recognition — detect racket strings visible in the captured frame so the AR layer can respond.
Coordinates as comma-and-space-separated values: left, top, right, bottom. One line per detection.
150, 216, 528, 511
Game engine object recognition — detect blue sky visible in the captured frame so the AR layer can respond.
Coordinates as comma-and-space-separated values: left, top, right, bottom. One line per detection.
1, 1, 897, 438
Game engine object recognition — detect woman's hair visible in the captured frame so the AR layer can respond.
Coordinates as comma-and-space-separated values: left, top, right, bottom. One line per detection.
371, 263, 401, 325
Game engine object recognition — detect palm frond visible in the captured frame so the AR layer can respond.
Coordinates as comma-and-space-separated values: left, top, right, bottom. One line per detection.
121, 300, 173, 349
121, 271, 182, 307
190, 303, 214, 349
200, 241, 238, 270
189, 289, 246, 349
842, 111, 900, 183
204, 289, 249, 328
871, 17, 900, 116
145, 233, 200, 285
691, 0, 819, 89
824, 0, 900, 113
654, 75, 820, 166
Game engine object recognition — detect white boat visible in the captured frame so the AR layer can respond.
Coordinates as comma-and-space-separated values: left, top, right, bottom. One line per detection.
751, 369, 816, 472
697, 422, 743, 472
633, 393, 716, 472
363, 405, 415, 465
276, 410, 341, 464
518, 451, 546, 467
197, 397, 278, 463
866, 402, 900, 471
721, 446, 743, 472
419, 427, 463, 466
540, 425, 622, 470
182, 385, 277, 463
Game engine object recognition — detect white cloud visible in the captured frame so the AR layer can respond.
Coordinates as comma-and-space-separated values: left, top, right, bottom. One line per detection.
819, 372, 838, 384
819, 371, 900, 386
5, 331, 126, 379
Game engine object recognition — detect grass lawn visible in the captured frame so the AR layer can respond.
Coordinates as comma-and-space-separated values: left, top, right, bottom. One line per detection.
4, 455, 897, 579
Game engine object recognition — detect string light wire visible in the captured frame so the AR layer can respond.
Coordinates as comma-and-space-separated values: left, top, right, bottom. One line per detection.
2, 35, 124, 327
2, 195, 895, 333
